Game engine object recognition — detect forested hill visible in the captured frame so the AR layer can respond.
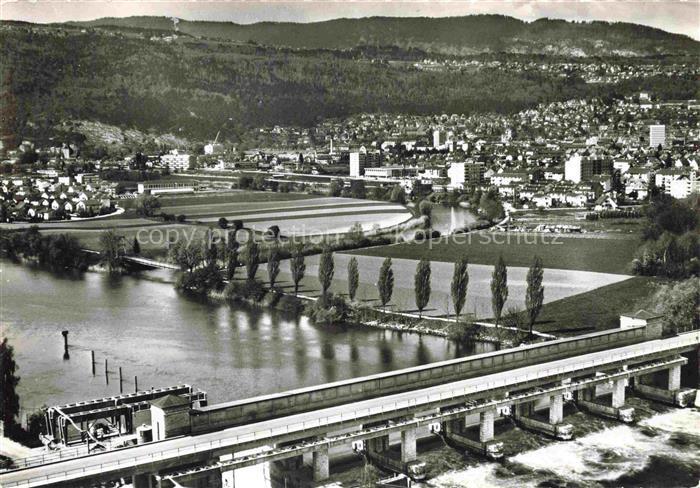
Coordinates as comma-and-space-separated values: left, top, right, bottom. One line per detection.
1, 18, 698, 154
71, 15, 700, 56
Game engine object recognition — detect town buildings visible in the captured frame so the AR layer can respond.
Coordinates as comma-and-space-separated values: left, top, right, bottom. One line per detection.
649, 124, 666, 148
564, 154, 613, 184
447, 162, 485, 188
160, 150, 192, 172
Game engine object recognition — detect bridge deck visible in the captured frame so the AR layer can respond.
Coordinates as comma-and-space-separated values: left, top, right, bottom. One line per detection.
122, 256, 181, 270
1, 331, 697, 488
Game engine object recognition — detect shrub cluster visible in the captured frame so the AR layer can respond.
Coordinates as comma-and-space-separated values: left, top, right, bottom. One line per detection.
0, 226, 89, 272
224, 278, 267, 302
585, 208, 642, 220
304, 293, 350, 326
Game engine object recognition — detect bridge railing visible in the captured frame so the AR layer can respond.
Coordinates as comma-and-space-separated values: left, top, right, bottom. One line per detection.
4, 331, 698, 488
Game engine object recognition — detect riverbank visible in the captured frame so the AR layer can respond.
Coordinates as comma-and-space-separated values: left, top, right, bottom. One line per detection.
205, 279, 527, 349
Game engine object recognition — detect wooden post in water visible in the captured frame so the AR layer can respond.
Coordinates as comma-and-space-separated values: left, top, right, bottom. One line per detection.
119, 367, 123, 393
104, 359, 108, 384
91, 351, 95, 375
134, 376, 138, 393
62, 331, 69, 360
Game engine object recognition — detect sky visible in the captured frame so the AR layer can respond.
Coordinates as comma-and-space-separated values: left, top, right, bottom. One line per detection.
1, 0, 699, 40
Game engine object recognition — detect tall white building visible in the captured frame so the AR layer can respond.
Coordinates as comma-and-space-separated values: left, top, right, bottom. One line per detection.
564, 154, 583, 183
349, 152, 362, 177
432, 130, 442, 149
447, 162, 485, 188
160, 150, 191, 171
649, 125, 666, 148
204, 142, 224, 155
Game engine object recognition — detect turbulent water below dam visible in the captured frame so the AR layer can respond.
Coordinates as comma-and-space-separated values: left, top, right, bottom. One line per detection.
428, 407, 700, 488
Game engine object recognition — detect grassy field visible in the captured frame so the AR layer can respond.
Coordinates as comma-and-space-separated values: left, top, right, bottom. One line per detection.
349, 231, 641, 274
161, 198, 393, 218
39, 224, 204, 257
533, 276, 660, 335
245, 212, 410, 236
161, 196, 412, 236
19, 193, 411, 256
271, 254, 630, 320
157, 190, 315, 208
0, 217, 159, 230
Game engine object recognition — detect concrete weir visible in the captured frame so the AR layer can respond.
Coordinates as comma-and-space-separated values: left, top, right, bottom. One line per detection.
436, 408, 504, 459
633, 363, 698, 407
575, 378, 635, 423
361, 421, 426, 481
512, 394, 574, 441
2, 329, 698, 488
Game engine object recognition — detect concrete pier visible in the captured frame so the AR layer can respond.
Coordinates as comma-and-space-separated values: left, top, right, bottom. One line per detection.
611, 378, 626, 408
441, 419, 503, 459
368, 434, 389, 453
578, 397, 635, 423
439, 412, 503, 459
634, 383, 697, 407
132, 473, 152, 488
634, 364, 696, 407
513, 399, 573, 440
401, 427, 417, 463
312, 447, 329, 482
221, 454, 235, 488
479, 410, 495, 442
576, 384, 635, 423
549, 394, 564, 425
515, 414, 573, 440
668, 364, 681, 391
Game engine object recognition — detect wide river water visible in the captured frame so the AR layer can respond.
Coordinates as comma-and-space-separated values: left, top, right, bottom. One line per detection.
1, 260, 475, 417
2, 205, 697, 488
0, 205, 477, 414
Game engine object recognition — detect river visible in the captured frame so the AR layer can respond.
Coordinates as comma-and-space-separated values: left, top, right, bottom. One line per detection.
1, 260, 475, 418
426, 205, 478, 235
2, 228, 698, 488
428, 407, 700, 488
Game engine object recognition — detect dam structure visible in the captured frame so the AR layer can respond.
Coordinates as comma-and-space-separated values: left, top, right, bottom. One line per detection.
1, 315, 698, 488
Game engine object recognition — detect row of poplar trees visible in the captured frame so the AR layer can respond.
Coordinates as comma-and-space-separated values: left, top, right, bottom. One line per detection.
313, 249, 545, 336
229, 239, 545, 337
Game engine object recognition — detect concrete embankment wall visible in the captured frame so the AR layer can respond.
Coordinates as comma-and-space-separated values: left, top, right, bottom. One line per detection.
189, 326, 648, 434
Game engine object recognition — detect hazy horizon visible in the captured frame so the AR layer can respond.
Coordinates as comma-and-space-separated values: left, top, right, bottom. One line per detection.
1, 1, 699, 41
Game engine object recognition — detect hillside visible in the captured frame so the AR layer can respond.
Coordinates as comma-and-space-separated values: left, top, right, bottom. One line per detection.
72, 15, 700, 56
1, 16, 698, 154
